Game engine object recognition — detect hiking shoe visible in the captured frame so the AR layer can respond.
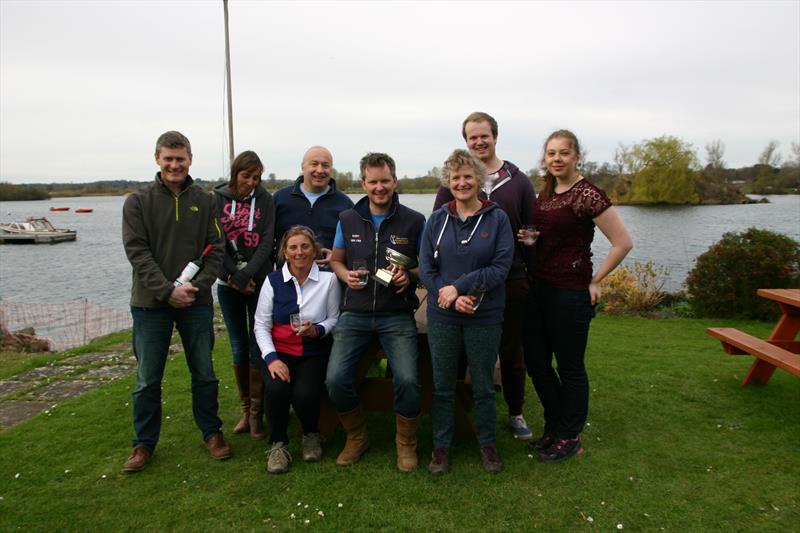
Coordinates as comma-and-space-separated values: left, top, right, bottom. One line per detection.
267, 442, 292, 474
302, 433, 323, 463
538, 437, 583, 463
428, 447, 449, 476
527, 433, 556, 453
480, 444, 503, 474
507, 415, 533, 440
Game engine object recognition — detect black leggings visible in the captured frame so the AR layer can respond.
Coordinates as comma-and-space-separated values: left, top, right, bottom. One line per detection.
261, 354, 327, 444
523, 281, 595, 439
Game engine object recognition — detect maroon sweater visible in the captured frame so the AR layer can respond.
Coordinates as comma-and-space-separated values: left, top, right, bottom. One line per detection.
533, 179, 611, 289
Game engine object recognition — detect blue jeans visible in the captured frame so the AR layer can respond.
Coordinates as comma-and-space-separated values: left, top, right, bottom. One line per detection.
523, 281, 595, 439
130, 304, 222, 452
217, 284, 261, 365
326, 311, 420, 418
427, 321, 502, 448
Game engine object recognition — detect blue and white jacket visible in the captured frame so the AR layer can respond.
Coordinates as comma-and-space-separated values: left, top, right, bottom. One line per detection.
253, 262, 341, 365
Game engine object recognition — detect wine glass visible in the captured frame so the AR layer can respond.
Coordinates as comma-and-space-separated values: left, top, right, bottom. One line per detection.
520, 224, 539, 246
352, 260, 369, 286
289, 313, 304, 332
467, 282, 486, 310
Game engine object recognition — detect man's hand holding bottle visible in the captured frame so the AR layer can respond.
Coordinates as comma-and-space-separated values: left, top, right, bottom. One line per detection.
169, 283, 198, 308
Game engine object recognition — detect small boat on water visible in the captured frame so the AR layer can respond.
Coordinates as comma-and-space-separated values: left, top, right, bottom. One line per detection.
49, 207, 70, 212
75, 208, 93, 213
0, 217, 77, 244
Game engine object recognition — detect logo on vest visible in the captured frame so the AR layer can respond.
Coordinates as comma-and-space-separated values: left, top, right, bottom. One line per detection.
349, 233, 362, 243
390, 235, 409, 245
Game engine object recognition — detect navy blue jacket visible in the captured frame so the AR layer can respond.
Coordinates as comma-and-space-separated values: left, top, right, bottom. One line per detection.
419, 200, 513, 326
338, 193, 425, 314
273, 176, 353, 251
433, 160, 535, 281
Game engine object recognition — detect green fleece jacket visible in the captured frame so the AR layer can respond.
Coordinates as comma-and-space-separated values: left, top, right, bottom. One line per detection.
122, 174, 224, 308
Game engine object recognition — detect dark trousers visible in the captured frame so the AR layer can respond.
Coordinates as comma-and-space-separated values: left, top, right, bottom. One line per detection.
261, 354, 327, 444
217, 284, 261, 365
499, 278, 529, 416
523, 281, 595, 439
130, 304, 221, 452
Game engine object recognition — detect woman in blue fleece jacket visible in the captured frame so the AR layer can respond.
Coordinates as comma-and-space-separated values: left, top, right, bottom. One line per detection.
419, 149, 513, 475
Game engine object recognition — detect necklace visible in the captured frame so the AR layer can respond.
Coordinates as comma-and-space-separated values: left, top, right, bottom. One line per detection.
556, 175, 582, 193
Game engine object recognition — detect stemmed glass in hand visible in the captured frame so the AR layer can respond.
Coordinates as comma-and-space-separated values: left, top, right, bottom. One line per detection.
289, 313, 305, 333
518, 225, 539, 246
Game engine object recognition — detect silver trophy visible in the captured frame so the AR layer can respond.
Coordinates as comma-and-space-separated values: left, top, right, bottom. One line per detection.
373, 248, 413, 287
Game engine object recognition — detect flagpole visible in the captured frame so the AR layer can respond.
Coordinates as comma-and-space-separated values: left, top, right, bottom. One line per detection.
223, 0, 235, 163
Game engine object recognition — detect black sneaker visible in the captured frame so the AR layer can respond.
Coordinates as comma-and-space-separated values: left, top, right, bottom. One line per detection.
538, 437, 583, 463
527, 433, 555, 453
479, 444, 503, 474
428, 447, 449, 475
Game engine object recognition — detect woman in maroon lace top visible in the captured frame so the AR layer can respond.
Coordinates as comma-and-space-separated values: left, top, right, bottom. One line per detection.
521, 129, 632, 463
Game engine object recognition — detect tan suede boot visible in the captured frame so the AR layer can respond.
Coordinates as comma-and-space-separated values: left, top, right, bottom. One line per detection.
335, 405, 370, 466
232, 364, 250, 434
395, 414, 419, 472
248, 363, 266, 439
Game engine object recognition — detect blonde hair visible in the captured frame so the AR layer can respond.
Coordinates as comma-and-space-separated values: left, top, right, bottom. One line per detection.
277, 226, 321, 263
441, 149, 487, 187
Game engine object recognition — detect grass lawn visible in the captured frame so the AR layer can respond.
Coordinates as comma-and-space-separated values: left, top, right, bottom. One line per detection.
0, 316, 798, 531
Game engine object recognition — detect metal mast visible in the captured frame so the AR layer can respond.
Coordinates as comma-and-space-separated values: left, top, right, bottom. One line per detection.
223, 0, 235, 163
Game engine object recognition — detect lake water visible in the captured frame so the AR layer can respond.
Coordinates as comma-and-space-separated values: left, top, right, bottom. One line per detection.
1, 193, 798, 310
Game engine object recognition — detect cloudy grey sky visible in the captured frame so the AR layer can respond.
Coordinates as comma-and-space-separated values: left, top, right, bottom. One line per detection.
1, 0, 798, 184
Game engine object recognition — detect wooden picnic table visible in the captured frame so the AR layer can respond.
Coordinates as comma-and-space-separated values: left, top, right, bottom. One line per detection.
707, 288, 800, 385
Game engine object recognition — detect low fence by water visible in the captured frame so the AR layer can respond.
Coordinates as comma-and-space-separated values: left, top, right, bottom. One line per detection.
0, 299, 132, 351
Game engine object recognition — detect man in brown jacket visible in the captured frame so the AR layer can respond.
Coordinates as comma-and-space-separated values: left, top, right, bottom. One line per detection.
120, 131, 230, 472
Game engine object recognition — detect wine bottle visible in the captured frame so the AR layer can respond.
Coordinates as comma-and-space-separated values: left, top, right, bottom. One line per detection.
229, 240, 247, 270
174, 244, 213, 287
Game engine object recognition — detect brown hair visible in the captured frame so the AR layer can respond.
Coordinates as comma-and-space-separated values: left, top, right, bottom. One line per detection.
539, 129, 582, 200
461, 112, 498, 140
277, 225, 322, 263
155, 131, 191, 157
228, 151, 263, 190
441, 148, 487, 187
359, 152, 397, 180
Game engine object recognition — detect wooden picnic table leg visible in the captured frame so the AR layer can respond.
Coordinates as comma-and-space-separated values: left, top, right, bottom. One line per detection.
742, 359, 778, 385
768, 303, 800, 341
742, 302, 800, 385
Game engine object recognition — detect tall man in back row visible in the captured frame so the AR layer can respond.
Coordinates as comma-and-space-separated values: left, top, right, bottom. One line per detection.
121, 131, 231, 472
434, 112, 537, 441
327, 152, 426, 471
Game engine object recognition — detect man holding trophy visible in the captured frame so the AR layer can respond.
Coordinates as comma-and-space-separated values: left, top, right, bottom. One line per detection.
327, 152, 426, 472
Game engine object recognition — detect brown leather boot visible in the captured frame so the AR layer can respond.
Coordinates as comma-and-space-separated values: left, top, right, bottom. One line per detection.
248, 363, 266, 439
232, 364, 250, 434
395, 414, 419, 472
335, 405, 369, 466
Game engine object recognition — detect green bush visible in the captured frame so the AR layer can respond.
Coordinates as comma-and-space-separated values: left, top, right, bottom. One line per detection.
686, 228, 800, 319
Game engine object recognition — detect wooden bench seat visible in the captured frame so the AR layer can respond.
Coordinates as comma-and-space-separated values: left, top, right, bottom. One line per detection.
707, 327, 800, 384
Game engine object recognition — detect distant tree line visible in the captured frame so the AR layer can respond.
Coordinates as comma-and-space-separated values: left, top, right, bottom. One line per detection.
3, 137, 798, 203
0, 182, 50, 201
